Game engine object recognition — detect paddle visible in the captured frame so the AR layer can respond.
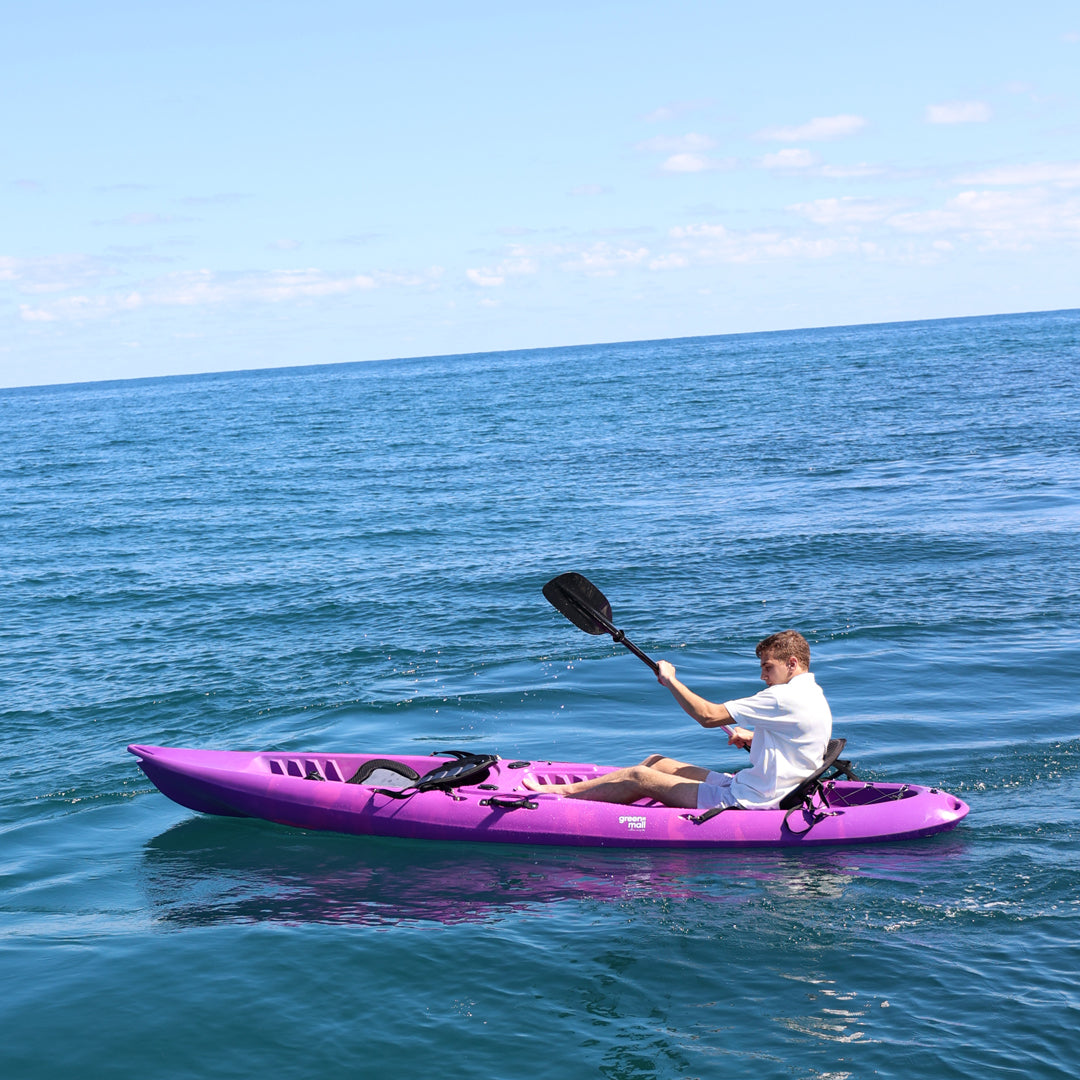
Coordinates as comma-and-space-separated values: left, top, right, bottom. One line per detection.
543, 572, 738, 740
542, 572, 659, 672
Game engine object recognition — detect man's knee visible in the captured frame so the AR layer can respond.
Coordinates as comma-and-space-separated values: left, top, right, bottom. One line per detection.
625, 764, 656, 790
641, 755, 687, 778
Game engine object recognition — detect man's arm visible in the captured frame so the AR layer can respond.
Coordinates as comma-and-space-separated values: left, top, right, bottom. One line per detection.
656, 660, 730, 727
656, 660, 754, 748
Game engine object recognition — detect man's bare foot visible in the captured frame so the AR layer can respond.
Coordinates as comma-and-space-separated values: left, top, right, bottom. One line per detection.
522, 776, 566, 794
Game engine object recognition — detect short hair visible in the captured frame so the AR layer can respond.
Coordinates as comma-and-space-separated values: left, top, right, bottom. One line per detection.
756, 630, 811, 670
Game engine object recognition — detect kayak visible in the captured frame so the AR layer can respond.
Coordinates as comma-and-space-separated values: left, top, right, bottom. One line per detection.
129, 744, 969, 848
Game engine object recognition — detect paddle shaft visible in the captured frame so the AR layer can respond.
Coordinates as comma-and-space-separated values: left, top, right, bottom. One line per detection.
550, 574, 739, 742
607, 624, 741, 744
564, 592, 659, 674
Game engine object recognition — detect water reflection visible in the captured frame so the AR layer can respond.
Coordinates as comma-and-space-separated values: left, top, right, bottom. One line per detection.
139, 816, 970, 930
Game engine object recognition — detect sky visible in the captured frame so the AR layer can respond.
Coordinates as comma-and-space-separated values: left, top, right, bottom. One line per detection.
2, 0, 1078, 388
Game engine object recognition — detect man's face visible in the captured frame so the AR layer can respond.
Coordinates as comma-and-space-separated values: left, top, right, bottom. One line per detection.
760, 654, 797, 686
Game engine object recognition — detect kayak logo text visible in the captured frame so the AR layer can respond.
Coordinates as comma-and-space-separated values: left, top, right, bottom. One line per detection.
619, 815, 647, 831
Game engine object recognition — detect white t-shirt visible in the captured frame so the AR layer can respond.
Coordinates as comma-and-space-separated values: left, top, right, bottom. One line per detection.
722, 671, 832, 809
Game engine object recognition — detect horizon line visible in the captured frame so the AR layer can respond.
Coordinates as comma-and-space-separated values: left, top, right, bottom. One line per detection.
3, 305, 1077, 394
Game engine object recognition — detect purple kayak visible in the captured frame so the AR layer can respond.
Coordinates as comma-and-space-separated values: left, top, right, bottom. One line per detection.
129, 744, 969, 848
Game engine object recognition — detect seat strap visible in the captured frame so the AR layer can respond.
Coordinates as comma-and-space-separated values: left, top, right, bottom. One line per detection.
778, 738, 858, 810
688, 803, 738, 826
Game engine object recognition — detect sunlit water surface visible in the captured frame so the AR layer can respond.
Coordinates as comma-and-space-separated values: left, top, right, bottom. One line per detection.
2, 310, 1078, 1078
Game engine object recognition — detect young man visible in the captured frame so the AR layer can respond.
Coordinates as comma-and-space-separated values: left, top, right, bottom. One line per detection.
523, 630, 832, 811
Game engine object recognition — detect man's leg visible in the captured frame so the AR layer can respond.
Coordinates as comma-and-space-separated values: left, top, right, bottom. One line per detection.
639, 755, 712, 781
523, 764, 701, 807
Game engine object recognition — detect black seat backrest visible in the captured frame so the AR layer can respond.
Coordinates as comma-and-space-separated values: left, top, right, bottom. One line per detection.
415, 753, 497, 790
777, 738, 859, 810
346, 758, 421, 786
345, 751, 497, 793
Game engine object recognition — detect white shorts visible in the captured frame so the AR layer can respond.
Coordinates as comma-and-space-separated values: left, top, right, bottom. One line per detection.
696, 771, 740, 810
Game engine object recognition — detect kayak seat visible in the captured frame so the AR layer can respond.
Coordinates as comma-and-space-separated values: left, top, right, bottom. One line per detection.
346, 759, 421, 788
690, 739, 860, 826
777, 738, 859, 811
414, 753, 498, 791
346, 751, 498, 795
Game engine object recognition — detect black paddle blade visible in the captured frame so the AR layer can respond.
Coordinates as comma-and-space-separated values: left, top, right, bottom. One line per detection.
542, 573, 613, 635
542, 572, 661, 676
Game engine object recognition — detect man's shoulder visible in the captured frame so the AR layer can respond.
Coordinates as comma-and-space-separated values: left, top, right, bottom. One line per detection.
775, 672, 828, 705
786, 671, 821, 692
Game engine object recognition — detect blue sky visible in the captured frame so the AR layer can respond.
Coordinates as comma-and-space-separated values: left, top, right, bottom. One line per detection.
2, 1, 1078, 387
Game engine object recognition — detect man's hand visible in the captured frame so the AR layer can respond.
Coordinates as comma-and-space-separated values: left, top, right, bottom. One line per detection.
656, 659, 677, 687
727, 726, 753, 750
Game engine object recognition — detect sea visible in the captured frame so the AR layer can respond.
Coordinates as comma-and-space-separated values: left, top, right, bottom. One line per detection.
2, 309, 1078, 1079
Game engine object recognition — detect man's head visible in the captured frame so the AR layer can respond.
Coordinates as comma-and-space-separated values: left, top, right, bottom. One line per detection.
755, 630, 811, 686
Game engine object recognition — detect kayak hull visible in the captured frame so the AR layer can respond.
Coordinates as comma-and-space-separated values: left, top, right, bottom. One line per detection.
129, 745, 969, 849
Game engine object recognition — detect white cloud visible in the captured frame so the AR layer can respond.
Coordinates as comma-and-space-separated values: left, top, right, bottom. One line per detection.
20, 292, 144, 321
19, 304, 57, 321
635, 134, 732, 174
886, 187, 1080, 248
636, 132, 717, 153
94, 268, 382, 308
761, 148, 819, 170
464, 253, 537, 287
818, 162, 887, 179
243, 269, 378, 301
954, 162, 1080, 187
0, 253, 114, 293
926, 101, 992, 124
662, 153, 735, 174
755, 114, 867, 141
465, 268, 504, 287
667, 222, 870, 263
666, 172, 1080, 263
661, 153, 711, 173
559, 242, 650, 276
491, 168, 1080, 278
7, 264, 439, 322
789, 197, 902, 225
666, 223, 724, 240
647, 253, 690, 270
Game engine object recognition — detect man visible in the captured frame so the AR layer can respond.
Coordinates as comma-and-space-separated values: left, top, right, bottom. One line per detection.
523, 630, 832, 811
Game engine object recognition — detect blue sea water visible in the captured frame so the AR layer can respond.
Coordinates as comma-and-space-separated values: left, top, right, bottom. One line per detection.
2, 309, 1079, 1079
